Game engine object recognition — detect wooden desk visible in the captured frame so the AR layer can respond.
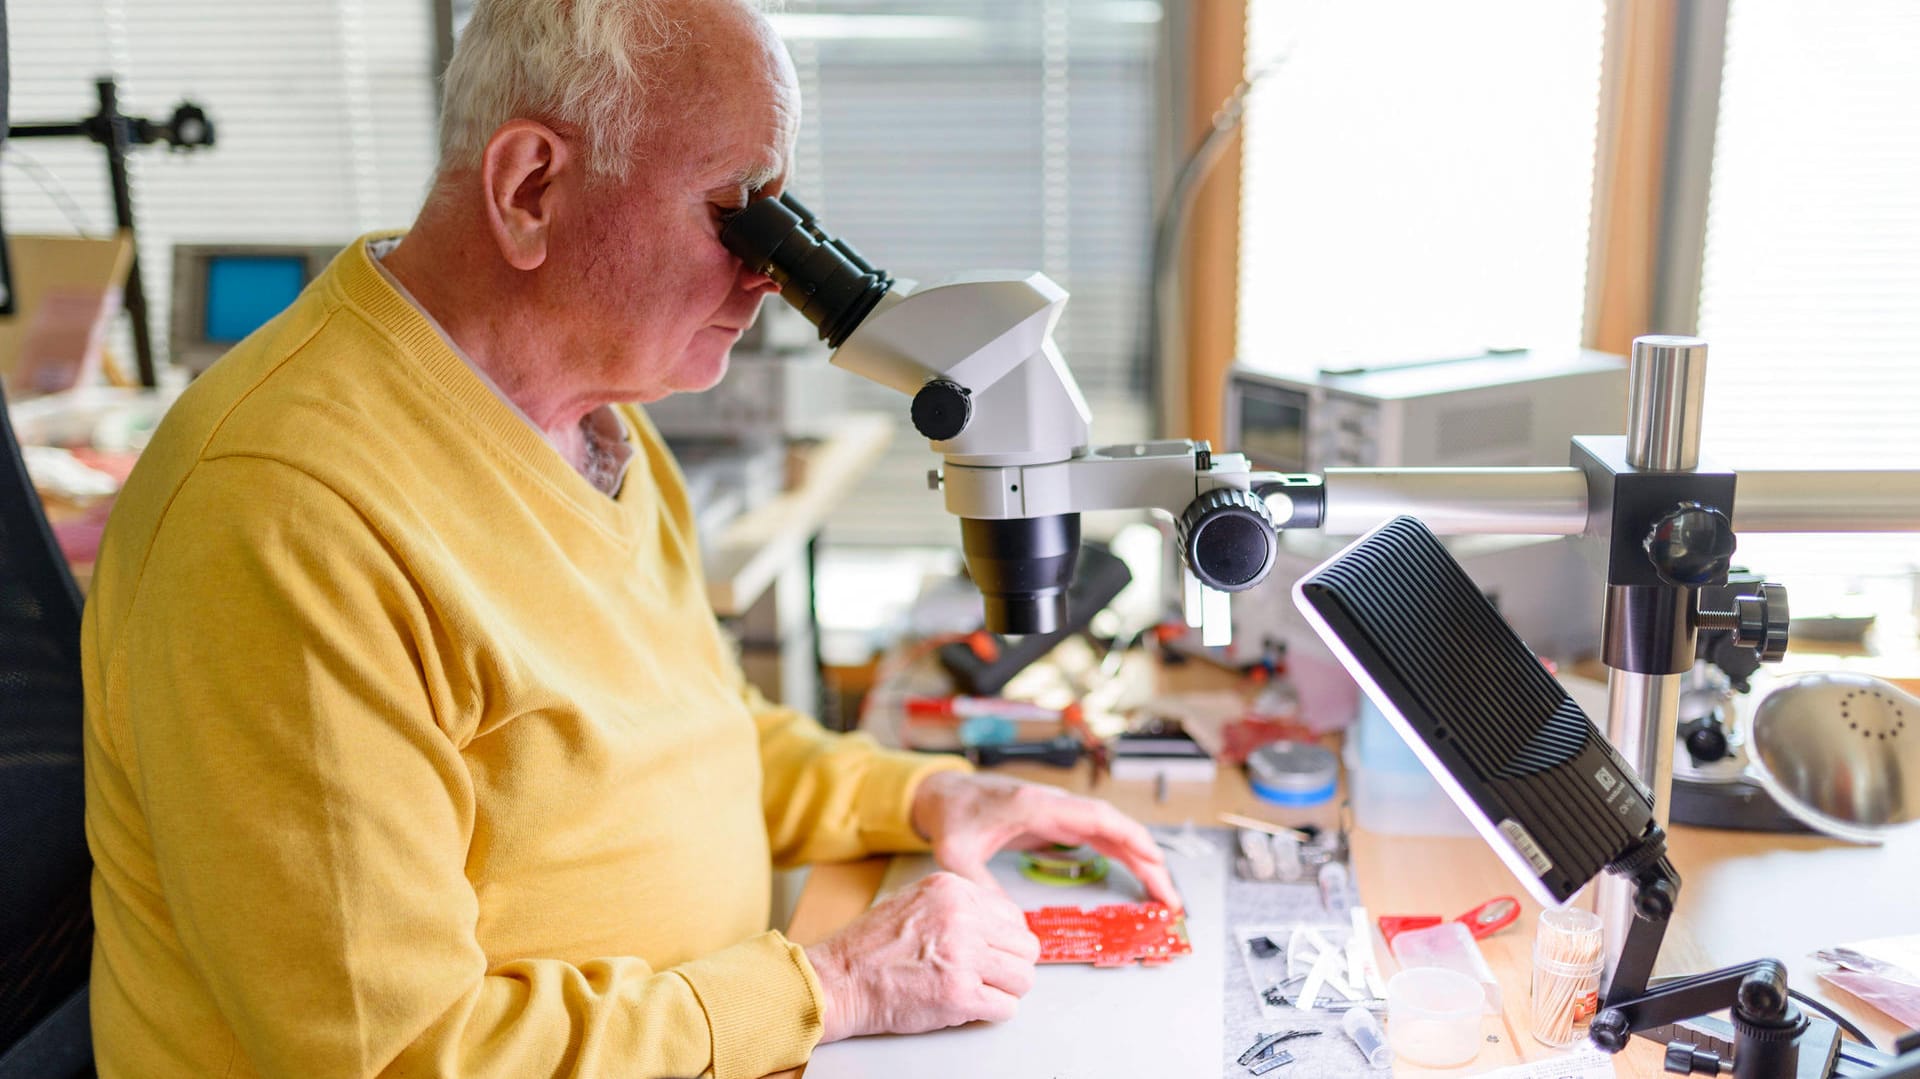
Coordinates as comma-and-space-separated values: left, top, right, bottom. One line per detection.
782, 724, 1919, 1077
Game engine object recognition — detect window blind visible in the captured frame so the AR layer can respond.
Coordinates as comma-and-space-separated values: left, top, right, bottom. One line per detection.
774, 0, 1160, 547
2, 0, 437, 368
1237, 0, 1606, 374
1697, 0, 1920, 576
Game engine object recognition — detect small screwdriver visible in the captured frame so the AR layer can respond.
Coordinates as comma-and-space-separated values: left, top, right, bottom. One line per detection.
961, 736, 1085, 768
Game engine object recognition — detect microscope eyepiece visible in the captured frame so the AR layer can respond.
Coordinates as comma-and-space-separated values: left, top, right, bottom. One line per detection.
719, 192, 892, 348
961, 515, 1081, 637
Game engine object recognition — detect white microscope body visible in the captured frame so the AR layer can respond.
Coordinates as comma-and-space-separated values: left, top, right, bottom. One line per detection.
721, 192, 1316, 640
834, 268, 1297, 642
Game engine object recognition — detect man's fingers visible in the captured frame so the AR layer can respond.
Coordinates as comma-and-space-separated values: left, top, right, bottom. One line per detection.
933, 781, 1185, 910
1124, 852, 1183, 911
983, 912, 1041, 964
970, 984, 1022, 1025
1030, 796, 1183, 910
967, 882, 1039, 949
1024, 796, 1162, 860
973, 943, 1037, 999
992, 790, 1186, 910
1073, 834, 1183, 910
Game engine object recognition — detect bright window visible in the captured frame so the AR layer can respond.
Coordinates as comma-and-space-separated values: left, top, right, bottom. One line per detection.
1698, 0, 1920, 576
1238, 1, 1607, 373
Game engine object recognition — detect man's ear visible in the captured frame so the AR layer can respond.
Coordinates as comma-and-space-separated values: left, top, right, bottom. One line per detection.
479, 120, 573, 271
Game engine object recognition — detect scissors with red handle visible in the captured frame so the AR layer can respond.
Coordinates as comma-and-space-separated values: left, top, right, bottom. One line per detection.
1377, 895, 1521, 944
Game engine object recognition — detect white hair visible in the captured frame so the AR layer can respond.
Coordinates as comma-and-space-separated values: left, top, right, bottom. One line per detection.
438, 0, 770, 183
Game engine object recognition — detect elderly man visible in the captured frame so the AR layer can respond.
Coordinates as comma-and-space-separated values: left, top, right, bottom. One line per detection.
81, 1, 1177, 1077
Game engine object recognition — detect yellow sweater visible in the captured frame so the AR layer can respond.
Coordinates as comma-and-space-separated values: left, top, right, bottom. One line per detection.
81, 237, 964, 1079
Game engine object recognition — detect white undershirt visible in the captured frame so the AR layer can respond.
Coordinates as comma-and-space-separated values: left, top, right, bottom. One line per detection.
366, 238, 634, 497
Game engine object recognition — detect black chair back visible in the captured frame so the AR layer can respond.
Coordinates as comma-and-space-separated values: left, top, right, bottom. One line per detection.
0, 383, 94, 1077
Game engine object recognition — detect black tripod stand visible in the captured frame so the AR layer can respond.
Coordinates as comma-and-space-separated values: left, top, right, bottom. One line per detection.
3, 76, 214, 386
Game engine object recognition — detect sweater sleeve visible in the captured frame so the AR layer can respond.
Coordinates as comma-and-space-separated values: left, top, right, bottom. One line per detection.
747, 682, 972, 868
111, 458, 821, 1079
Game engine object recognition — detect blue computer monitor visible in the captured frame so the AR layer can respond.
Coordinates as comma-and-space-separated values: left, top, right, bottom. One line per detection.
203, 254, 308, 344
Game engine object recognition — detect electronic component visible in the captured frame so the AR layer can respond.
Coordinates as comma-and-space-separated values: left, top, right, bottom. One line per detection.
1249, 1049, 1295, 1075
1017, 846, 1108, 887
1238, 1029, 1321, 1066
1024, 902, 1190, 967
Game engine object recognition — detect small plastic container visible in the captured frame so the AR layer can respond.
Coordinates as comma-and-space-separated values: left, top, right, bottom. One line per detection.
1246, 741, 1339, 806
1342, 1005, 1392, 1070
1389, 921, 1502, 1013
1387, 967, 1483, 1068
1343, 699, 1476, 837
1530, 907, 1605, 1047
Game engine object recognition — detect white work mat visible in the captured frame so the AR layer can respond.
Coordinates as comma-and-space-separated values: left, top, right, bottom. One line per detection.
803, 836, 1226, 1078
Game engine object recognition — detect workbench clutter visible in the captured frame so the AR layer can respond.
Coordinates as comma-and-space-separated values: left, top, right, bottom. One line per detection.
1237, 917, 1385, 1018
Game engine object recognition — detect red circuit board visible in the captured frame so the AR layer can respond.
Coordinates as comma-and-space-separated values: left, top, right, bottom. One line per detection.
1024, 902, 1191, 967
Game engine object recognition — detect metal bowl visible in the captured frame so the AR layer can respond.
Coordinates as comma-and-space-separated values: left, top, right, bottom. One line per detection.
1749, 673, 1919, 843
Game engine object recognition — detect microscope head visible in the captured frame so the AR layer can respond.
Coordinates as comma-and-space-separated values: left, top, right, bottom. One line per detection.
722, 194, 1082, 637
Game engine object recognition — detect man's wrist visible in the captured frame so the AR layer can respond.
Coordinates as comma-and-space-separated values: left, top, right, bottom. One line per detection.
804, 938, 854, 1043
909, 768, 962, 842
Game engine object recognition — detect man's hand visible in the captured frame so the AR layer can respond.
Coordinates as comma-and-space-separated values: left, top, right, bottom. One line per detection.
805, 871, 1039, 1043
909, 771, 1182, 911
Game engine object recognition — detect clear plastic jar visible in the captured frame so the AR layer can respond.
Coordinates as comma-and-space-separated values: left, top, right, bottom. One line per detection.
1530, 907, 1604, 1046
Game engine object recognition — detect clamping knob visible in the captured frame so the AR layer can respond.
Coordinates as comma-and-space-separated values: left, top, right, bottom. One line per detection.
1696, 581, 1790, 664
1177, 488, 1277, 592
911, 379, 972, 442
1644, 502, 1737, 587
1590, 1009, 1631, 1053
1736, 959, 1791, 1021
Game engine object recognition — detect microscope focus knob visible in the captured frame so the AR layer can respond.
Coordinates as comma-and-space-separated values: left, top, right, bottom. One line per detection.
911, 379, 972, 442
1644, 502, 1737, 587
1177, 488, 1277, 592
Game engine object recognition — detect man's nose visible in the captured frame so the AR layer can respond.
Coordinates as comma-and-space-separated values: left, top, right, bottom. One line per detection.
741, 266, 779, 295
